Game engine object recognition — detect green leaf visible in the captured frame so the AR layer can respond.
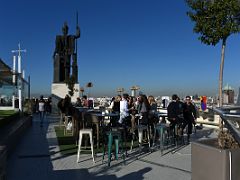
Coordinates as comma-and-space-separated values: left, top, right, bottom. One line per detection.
186, 0, 240, 46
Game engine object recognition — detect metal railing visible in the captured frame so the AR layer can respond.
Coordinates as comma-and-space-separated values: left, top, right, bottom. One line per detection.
213, 107, 240, 145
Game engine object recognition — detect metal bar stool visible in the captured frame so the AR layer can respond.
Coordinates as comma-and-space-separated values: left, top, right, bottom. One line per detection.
76, 128, 95, 163
153, 123, 170, 155
102, 128, 125, 167
137, 124, 150, 150
130, 115, 150, 151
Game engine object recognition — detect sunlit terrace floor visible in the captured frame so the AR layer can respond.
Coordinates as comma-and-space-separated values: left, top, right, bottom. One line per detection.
6, 114, 217, 180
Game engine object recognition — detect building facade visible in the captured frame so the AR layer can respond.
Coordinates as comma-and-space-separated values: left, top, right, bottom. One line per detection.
0, 59, 29, 110
223, 84, 234, 104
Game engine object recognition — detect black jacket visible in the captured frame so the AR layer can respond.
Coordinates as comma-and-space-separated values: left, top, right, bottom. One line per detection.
167, 100, 183, 120
183, 102, 197, 122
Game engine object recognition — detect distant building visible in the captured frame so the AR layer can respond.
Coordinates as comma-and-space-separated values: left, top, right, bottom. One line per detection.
0, 58, 29, 110
223, 84, 234, 104
237, 87, 240, 105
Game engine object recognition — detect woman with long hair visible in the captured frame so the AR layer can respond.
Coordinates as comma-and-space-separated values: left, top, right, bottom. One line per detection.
138, 94, 150, 125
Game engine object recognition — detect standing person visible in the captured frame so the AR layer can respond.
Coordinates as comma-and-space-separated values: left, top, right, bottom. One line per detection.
45, 97, 52, 115
118, 94, 129, 125
108, 97, 116, 126
148, 95, 158, 136
39, 95, 45, 127
176, 96, 185, 131
75, 97, 82, 107
88, 98, 94, 109
112, 95, 121, 113
63, 94, 72, 116
148, 95, 158, 123
139, 94, 150, 125
109, 97, 115, 110
182, 96, 197, 143
82, 95, 88, 108
128, 96, 137, 132
137, 94, 150, 125
48, 97, 52, 113
167, 94, 183, 139
109, 95, 121, 127
35, 98, 39, 113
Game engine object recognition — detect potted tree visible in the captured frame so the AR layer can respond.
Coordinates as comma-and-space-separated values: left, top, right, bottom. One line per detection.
186, 0, 240, 179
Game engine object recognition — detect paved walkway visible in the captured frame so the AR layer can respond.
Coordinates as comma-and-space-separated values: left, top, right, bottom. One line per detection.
7, 114, 217, 180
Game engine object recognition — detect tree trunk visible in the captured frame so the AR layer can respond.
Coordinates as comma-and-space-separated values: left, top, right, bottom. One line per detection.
218, 38, 226, 107
218, 38, 226, 127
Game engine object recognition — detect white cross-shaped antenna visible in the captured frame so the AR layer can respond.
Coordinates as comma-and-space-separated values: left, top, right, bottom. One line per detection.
11, 43, 27, 74
11, 43, 27, 112
11, 43, 27, 56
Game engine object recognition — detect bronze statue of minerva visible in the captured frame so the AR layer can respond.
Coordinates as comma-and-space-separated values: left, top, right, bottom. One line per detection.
53, 22, 80, 83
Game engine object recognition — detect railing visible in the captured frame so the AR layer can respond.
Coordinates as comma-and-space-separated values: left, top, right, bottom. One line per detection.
213, 107, 240, 145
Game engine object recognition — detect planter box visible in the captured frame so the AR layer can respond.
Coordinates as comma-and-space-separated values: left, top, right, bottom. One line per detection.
192, 138, 240, 180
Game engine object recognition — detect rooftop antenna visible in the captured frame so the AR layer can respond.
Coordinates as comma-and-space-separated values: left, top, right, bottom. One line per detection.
76, 11, 79, 55
11, 43, 27, 112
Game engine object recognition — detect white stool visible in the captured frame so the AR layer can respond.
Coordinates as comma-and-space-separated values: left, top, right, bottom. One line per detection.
137, 125, 150, 149
64, 116, 73, 136
77, 129, 95, 163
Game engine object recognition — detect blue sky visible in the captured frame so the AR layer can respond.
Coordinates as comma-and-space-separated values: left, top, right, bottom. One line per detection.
1, 0, 240, 97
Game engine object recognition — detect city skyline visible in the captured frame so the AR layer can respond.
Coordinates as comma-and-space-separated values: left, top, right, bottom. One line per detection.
1, 0, 240, 97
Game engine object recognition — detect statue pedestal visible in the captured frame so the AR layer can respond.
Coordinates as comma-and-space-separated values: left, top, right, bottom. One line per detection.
51, 83, 80, 113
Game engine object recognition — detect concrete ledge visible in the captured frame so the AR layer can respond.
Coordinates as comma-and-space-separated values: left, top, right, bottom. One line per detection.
196, 120, 219, 127
196, 116, 219, 128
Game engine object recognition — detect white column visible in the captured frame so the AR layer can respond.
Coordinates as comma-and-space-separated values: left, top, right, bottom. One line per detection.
12, 55, 16, 109
22, 69, 25, 79
131, 90, 135, 97
18, 85, 22, 111
11, 44, 26, 111
13, 55, 16, 83
18, 55, 22, 111
18, 55, 21, 73
12, 95, 15, 109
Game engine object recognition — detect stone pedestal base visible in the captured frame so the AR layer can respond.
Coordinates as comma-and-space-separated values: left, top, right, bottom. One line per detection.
51, 83, 80, 113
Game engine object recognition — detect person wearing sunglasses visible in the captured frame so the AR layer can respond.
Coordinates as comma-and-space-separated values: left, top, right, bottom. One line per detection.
182, 96, 197, 143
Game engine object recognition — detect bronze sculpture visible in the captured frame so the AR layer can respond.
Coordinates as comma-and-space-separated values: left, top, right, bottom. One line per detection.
53, 22, 80, 83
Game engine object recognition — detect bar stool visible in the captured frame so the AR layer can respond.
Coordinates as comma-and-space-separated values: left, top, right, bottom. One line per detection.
102, 128, 125, 167
174, 123, 185, 146
153, 123, 170, 155
137, 124, 150, 150
76, 128, 95, 163
130, 127, 137, 152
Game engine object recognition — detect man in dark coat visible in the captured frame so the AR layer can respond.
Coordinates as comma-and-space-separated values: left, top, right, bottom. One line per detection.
167, 94, 184, 139
182, 96, 197, 143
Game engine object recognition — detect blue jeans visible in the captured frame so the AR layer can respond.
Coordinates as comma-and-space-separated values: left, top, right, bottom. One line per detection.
39, 111, 45, 125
